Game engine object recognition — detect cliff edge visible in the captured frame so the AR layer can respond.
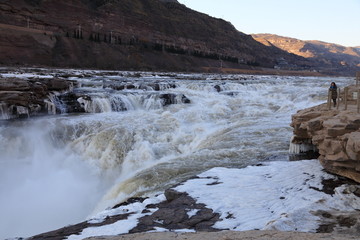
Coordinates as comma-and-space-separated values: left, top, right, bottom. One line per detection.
290, 85, 360, 183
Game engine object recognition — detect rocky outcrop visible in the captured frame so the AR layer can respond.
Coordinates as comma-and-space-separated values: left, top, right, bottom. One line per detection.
30, 189, 220, 240
0, 74, 192, 119
0, 77, 75, 119
290, 86, 360, 183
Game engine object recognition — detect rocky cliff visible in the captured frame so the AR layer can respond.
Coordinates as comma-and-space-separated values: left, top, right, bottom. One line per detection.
0, 0, 311, 73
290, 85, 360, 183
252, 34, 360, 76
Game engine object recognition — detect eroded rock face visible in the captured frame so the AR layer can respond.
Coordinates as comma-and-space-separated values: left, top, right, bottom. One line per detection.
290, 95, 360, 183
0, 78, 75, 119
0, 75, 192, 119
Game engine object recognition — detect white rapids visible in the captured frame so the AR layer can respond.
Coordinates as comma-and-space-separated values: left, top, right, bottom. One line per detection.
0, 69, 354, 239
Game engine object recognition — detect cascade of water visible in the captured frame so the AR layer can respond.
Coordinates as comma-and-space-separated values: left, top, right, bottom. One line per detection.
0, 103, 10, 120
47, 93, 67, 114
44, 99, 57, 114
142, 94, 163, 110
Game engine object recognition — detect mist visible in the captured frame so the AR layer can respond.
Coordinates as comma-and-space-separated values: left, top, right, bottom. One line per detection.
0, 120, 106, 239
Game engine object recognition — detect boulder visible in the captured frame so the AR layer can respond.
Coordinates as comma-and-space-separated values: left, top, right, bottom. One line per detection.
346, 132, 360, 160
159, 93, 191, 106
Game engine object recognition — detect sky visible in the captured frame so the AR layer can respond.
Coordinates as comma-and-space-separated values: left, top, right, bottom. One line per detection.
179, 0, 360, 47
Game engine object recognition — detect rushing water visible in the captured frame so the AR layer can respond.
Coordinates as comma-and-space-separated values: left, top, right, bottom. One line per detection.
0, 70, 354, 238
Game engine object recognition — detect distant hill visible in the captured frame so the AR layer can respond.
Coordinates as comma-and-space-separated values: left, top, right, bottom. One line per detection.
252, 34, 360, 75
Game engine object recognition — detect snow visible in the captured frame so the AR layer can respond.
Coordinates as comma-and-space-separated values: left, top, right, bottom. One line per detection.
66, 160, 359, 239
187, 209, 200, 218
67, 195, 166, 240
175, 160, 355, 232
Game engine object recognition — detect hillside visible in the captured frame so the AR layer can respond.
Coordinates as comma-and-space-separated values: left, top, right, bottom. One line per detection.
0, 0, 358, 75
0, 0, 310, 73
252, 34, 360, 75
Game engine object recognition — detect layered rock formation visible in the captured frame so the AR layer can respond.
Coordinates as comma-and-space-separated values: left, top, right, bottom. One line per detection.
0, 77, 75, 119
0, 71, 191, 119
290, 85, 360, 183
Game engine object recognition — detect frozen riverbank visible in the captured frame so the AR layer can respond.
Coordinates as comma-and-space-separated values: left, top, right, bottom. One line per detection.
29, 160, 360, 240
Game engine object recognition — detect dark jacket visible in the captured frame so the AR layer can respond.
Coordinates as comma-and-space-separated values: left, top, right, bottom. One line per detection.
329, 86, 337, 99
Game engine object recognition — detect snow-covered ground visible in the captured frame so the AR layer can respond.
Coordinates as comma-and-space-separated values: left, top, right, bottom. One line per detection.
67, 160, 360, 239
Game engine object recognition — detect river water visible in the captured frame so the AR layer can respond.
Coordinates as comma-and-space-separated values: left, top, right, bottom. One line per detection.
0, 70, 354, 238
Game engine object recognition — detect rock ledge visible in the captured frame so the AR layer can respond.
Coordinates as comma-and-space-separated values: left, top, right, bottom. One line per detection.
290, 86, 360, 183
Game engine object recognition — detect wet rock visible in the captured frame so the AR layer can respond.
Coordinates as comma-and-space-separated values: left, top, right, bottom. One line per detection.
159, 93, 191, 106
0, 78, 31, 91
43, 78, 74, 91
56, 92, 86, 113
149, 83, 176, 91
0, 77, 76, 119
214, 85, 221, 92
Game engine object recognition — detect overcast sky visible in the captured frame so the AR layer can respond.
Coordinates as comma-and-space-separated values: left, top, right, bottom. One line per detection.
180, 0, 360, 47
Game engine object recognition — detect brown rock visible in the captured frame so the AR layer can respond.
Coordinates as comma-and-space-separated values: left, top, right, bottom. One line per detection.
0, 78, 31, 91
345, 132, 360, 160
0, 77, 75, 119
290, 93, 360, 183
307, 118, 323, 132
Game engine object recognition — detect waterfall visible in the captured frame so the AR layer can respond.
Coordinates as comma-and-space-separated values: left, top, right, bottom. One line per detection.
0, 69, 355, 239
0, 103, 10, 120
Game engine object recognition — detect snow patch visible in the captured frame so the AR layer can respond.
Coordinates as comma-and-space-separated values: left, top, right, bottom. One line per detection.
67, 160, 358, 239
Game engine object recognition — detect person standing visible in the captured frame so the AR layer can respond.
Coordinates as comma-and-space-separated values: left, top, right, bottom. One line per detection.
329, 82, 338, 107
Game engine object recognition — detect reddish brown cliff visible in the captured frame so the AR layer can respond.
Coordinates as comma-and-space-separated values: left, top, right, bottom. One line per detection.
0, 0, 308, 72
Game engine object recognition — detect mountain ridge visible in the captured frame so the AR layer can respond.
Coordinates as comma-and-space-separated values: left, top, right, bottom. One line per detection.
0, 0, 358, 75
252, 33, 360, 75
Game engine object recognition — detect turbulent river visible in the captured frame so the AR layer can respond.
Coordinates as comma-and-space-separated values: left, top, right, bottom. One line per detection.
0, 70, 354, 238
